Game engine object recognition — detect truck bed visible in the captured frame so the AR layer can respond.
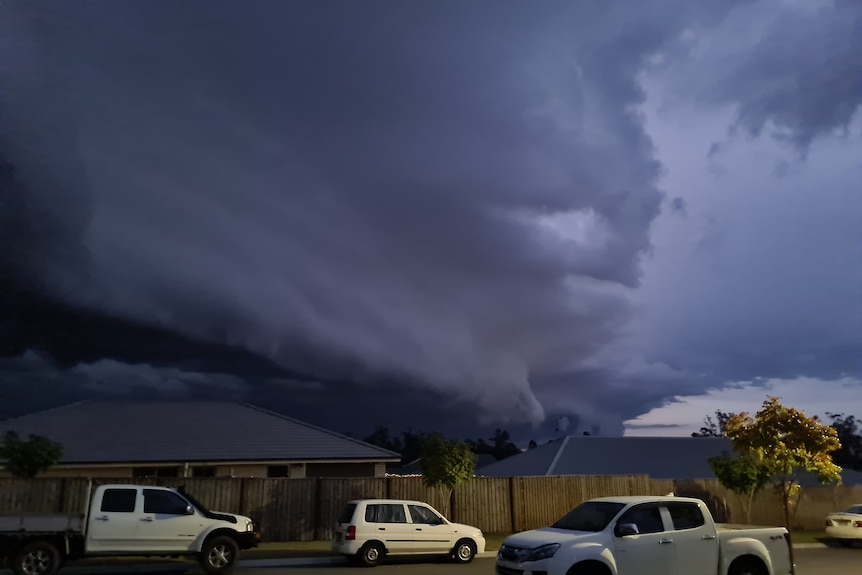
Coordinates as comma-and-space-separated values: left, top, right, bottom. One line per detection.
0, 513, 85, 533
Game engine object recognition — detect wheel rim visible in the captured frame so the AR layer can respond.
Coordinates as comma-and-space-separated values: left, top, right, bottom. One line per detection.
365, 547, 380, 561
21, 549, 52, 575
208, 544, 233, 568
458, 544, 473, 560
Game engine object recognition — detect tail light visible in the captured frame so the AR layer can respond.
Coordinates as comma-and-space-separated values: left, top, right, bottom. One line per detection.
346, 525, 356, 540
825, 520, 832, 527
854, 521, 862, 528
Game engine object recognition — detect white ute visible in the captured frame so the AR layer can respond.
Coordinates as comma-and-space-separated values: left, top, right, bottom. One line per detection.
0, 483, 260, 575
496, 495, 792, 575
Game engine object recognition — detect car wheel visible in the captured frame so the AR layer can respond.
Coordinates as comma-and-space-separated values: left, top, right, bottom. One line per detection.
452, 539, 477, 563
357, 542, 385, 567
728, 559, 767, 575
199, 535, 240, 574
12, 541, 61, 575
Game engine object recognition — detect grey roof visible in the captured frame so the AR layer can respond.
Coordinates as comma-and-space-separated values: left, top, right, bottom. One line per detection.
477, 436, 862, 486
0, 401, 400, 464
478, 436, 733, 479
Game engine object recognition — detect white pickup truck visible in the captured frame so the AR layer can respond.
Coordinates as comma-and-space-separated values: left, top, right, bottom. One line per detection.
0, 483, 260, 575
496, 496, 792, 575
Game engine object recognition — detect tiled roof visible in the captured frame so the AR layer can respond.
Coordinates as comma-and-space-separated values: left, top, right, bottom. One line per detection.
0, 401, 400, 464
477, 436, 862, 485
478, 436, 732, 479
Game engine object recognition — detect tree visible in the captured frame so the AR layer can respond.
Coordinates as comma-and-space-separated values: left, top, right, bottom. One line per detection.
0, 431, 64, 478
708, 452, 772, 523
465, 428, 520, 460
725, 397, 841, 575
692, 410, 731, 437
826, 413, 862, 471
421, 434, 475, 517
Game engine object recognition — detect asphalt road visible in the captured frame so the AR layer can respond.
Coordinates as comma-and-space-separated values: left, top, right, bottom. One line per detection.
8, 547, 855, 575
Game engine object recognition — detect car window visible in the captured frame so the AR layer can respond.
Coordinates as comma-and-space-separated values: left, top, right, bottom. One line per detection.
100, 488, 137, 513
338, 503, 357, 524
408, 504, 441, 524
666, 502, 706, 530
618, 505, 664, 534
553, 501, 626, 532
844, 505, 862, 515
143, 489, 190, 515
365, 503, 407, 523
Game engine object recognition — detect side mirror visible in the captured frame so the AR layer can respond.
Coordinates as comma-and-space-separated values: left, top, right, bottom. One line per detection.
185, 505, 195, 515
615, 523, 639, 537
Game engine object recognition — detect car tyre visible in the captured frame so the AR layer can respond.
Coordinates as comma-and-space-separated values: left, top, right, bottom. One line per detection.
199, 535, 240, 574
728, 559, 767, 575
357, 542, 385, 567
452, 539, 477, 563
12, 541, 61, 575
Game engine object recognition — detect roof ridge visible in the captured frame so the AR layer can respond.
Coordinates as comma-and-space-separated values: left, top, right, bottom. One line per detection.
238, 402, 401, 458
545, 435, 570, 475
0, 399, 89, 424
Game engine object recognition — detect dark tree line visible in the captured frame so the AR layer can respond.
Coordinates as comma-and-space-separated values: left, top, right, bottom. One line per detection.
692, 409, 862, 471
360, 426, 520, 466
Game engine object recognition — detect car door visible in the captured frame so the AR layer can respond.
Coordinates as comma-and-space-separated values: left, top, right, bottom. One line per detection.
613, 503, 676, 575
364, 503, 414, 552
86, 487, 142, 552
666, 502, 719, 575
408, 504, 453, 552
136, 488, 202, 552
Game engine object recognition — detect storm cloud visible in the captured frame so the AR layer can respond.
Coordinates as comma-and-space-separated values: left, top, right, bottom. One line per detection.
2, 0, 859, 436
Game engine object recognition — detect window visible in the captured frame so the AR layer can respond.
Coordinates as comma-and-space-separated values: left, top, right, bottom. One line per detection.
408, 504, 441, 524
143, 489, 191, 515
100, 488, 137, 513
192, 466, 216, 478
365, 503, 407, 523
552, 501, 626, 532
337, 503, 357, 524
667, 502, 706, 530
267, 465, 289, 478
618, 505, 664, 534
132, 466, 179, 478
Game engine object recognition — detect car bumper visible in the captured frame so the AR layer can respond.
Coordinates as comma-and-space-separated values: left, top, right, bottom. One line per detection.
236, 531, 261, 549
495, 557, 552, 575
826, 525, 862, 540
332, 540, 364, 555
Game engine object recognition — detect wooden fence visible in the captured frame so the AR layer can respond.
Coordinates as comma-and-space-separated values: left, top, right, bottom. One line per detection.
1, 476, 858, 541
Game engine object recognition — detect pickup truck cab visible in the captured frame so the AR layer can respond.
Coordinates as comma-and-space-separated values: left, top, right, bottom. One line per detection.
0, 483, 259, 575
496, 495, 792, 575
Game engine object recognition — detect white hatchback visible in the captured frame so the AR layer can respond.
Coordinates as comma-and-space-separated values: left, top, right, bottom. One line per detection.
331, 499, 486, 566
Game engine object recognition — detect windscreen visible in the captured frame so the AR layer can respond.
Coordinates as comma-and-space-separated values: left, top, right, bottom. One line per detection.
552, 501, 626, 532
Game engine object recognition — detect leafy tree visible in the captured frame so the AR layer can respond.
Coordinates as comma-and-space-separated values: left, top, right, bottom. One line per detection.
0, 431, 64, 478
692, 410, 731, 437
826, 413, 862, 471
725, 397, 841, 575
708, 452, 772, 523
465, 428, 520, 460
421, 434, 475, 517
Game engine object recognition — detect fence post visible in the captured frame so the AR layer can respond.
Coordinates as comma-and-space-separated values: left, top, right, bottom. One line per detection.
239, 478, 247, 515
509, 477, 517, 533
57, 478, 67, 512
313, 478, 323, 540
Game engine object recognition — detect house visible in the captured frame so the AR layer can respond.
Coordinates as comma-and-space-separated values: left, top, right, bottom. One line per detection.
388, 453, 499, 475
476, 436, 862, 486
0, 401, 400, 479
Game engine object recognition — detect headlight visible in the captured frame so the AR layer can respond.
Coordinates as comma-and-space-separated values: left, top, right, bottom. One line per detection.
527, 543, 560, 561
246, 520, 254, 532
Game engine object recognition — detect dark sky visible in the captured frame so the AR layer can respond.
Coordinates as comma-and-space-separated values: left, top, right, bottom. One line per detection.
1, 0, 860, 442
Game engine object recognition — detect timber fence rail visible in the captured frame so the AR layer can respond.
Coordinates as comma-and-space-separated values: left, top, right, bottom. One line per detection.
1, 476, 859, 541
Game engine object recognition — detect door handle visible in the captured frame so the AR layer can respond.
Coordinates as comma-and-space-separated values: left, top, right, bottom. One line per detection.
659, 539, 673, 544
94, 516, 109, 521
378, 527, 385, 531
140, 517, 154, 522
702, 535, 716, 540
416, 528, 423, 531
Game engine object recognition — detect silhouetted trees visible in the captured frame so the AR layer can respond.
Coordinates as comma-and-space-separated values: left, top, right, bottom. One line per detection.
361, 426, 521, 465
692, 410, 731, 437
827, 412, 862, 471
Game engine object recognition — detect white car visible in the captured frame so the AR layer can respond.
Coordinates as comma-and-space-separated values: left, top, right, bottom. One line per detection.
825, 504, 862, 546
331, 499, 486, 566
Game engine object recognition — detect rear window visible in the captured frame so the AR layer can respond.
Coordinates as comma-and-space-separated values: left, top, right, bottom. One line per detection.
365, 503, 407, 523
337, 503, 357, 524
667, 502, 706, 530
100, 488, 137, 513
